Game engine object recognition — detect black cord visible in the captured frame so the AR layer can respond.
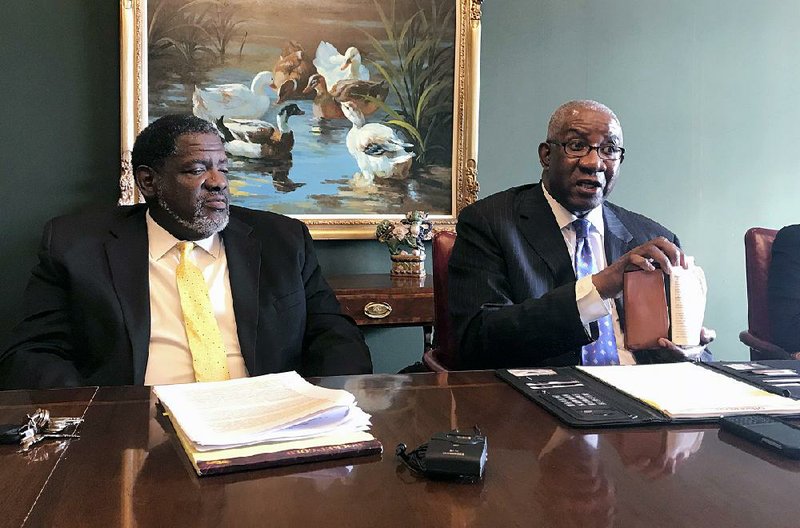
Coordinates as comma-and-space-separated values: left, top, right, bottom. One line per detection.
395, 442, 428, 474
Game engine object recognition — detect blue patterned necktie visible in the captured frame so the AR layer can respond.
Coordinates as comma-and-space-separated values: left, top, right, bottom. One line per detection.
573, 218, 620, 366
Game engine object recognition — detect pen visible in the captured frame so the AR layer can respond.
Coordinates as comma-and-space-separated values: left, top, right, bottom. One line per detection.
754, 384, 792, 398
526, 380, 583, 386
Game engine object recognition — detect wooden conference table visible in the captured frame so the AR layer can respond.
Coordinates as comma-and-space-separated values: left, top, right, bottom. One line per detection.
2, 371, 799, 527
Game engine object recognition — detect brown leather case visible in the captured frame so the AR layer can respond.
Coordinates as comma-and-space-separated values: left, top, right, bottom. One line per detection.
623, 269, 669, 350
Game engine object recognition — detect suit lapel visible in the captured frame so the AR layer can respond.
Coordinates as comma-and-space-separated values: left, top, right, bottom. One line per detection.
603, 204, 634, 321
105, 207, 150, 384
517, 184, 576, 285
222, 216, 261, 374
603, 204, 634, 264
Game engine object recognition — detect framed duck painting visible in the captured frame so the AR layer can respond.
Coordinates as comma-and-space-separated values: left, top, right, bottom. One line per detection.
120, 0, 482, 239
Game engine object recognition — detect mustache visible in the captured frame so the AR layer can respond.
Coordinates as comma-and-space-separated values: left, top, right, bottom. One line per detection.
200, 191, 229, 203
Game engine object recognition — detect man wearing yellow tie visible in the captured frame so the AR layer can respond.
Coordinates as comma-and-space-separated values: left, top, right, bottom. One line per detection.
0, 115, 372, 389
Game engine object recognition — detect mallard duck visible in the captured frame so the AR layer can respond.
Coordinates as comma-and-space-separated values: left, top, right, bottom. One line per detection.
192, 71, 273, 121
270, 42, 316, 103
340, 101, 414, 181
303, 74, 389, 119
313, 42, 369, 88
216, 104, 305, 160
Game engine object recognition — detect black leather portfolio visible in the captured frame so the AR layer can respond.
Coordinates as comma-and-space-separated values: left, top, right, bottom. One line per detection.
497, 361, 800, 428
497, 367, 671, 428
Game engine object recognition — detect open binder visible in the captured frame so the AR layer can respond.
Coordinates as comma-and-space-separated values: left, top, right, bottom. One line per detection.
497, 361, 800, 428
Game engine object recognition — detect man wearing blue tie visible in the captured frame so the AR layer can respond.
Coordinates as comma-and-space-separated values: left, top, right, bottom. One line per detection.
449, 100, 712, 369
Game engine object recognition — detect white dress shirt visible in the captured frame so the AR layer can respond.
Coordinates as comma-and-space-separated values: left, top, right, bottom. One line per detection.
541, 185, 635, 365
144, 213, 248, 385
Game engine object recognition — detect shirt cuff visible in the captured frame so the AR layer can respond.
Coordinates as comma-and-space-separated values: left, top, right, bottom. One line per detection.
575, 275, 612, 325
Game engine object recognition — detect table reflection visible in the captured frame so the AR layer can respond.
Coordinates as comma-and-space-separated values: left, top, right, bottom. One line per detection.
537, 428, 705, 527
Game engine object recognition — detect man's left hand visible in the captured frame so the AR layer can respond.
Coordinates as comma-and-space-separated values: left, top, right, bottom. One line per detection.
657, 326, 716, 359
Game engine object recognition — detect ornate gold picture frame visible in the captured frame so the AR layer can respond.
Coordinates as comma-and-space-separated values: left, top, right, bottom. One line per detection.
120, 0, 481, 239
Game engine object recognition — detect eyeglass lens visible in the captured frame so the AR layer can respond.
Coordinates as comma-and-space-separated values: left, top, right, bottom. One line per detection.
562, 139, 622, 160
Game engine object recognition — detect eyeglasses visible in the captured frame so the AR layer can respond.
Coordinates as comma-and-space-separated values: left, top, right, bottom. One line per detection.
547, 139, 625, 161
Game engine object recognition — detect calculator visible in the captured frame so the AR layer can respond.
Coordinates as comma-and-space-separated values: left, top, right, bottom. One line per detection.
542, 389, 637, 422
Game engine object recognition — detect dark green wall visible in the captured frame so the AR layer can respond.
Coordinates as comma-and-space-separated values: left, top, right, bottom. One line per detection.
1, 4, 120, 340
4, 1, 799, 371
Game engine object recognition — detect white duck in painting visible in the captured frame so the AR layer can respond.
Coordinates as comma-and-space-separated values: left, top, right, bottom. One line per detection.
193, 71, 273, 122
313, 42, 369, 88
340, 101, 414, 181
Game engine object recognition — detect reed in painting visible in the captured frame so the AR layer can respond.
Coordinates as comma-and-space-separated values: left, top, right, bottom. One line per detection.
362, 0, 455, 167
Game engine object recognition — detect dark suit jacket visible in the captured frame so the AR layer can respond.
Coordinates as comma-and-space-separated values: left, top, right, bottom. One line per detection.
0, 205, 372, 389
449, 183, 680, 369
768, 224, 800, 352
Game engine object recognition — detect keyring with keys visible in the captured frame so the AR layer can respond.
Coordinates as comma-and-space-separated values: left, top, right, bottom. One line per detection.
0, 408, 83, 452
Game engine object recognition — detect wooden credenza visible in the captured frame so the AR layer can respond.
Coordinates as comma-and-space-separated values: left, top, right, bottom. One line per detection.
327, 273, 434, 346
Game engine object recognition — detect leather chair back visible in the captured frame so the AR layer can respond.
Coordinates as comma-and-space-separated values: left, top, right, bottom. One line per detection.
740, 227, 790, 360
744, 227, 778, 341
423, 231, 457, 371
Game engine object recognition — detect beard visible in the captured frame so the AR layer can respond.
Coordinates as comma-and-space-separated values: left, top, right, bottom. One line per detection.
155, 186, 230, 238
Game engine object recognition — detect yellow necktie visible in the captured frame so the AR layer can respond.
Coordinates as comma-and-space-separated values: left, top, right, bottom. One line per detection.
176, 241, 230, 382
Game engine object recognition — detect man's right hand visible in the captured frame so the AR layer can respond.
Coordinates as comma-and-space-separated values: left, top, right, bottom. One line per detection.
591, 237, 685, 299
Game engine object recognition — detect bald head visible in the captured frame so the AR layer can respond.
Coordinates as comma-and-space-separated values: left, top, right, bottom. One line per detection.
547, 100, 622, 143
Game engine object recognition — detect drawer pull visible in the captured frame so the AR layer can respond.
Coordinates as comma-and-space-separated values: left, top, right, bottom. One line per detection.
364, 302, 392, 319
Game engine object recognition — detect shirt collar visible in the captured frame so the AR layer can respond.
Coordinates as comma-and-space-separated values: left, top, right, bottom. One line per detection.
541, 182, 605, 235
146, 211, 220, 260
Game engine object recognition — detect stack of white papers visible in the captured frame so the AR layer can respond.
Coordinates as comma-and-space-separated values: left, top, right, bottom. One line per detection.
154, 371, 374, 452
578, 363, 800, 419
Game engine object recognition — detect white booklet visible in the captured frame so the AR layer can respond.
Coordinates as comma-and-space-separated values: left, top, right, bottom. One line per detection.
153, 371, 372, 451
578, 362, 800, 419
669, 258, 707, 346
